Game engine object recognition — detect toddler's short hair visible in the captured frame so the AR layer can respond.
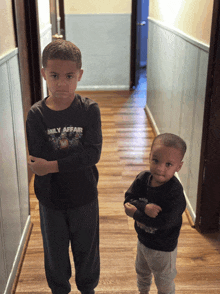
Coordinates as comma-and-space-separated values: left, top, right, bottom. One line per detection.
42, 40, 82, 69
152, 133, 187, 159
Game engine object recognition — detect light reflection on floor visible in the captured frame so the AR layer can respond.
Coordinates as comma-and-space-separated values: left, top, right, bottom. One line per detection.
130, 67, 147, 108
118, 66, 152, 163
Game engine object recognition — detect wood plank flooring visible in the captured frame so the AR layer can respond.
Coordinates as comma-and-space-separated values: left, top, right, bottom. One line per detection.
15, 90, 220, 294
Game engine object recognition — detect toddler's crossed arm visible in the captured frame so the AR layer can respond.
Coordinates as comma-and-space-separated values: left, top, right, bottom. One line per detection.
124, 202, 162, 218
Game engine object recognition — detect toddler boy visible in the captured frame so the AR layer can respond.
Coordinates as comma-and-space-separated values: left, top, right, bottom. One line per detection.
26, 40, 102, 294
124, 133, 187, 294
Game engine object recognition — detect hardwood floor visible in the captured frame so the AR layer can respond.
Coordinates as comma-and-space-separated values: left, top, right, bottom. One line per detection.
15, 90, 220, 294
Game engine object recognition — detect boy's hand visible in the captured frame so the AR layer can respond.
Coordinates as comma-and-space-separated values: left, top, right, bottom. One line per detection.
28, 156, 49, 176
124, 203, 137, 218
145, 203, 162, 218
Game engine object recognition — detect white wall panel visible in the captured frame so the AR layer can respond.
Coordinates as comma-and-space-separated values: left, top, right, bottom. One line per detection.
0, 57, 21, 276
146, 19, 209, 221
7, 54, 29, 229
0, 49, 30, 294
183, 50, 209, 211
0, 205, 7, 294
169, 36, 187, 136
178, 43, 200, 197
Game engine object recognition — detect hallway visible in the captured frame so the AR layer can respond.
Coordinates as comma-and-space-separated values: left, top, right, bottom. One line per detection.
14, 88, 220, 293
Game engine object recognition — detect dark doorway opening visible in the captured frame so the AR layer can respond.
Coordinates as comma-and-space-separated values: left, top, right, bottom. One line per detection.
13, 0, 43, 107
50, 0, 66, 40
130, 0, 149, 90
195, 0, 220, 234
12, 0, 43, 183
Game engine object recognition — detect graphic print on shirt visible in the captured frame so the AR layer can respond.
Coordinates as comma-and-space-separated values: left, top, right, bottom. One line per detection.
137, 222, 158, 234
47, 126, 83, 150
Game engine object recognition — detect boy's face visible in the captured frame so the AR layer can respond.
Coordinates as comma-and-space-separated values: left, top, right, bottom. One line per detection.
149, 141, 183, 187
41, 59, 83, 101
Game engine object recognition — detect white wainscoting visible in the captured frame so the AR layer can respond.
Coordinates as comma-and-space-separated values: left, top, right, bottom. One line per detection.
146, 18, 210, 223
0, 49, 30, 294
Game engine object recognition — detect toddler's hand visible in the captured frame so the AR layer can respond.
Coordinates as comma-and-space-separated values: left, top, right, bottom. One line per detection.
124, 203, 137, 218
145, 203, 162, 218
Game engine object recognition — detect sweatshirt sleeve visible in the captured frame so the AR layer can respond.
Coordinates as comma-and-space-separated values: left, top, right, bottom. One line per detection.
124, 172, 149, 213
133, 185, 186, 230
26, 108, 54, 161
57, 103, 102, 172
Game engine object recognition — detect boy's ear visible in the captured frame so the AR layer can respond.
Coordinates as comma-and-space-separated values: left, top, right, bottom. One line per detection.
176, 161, 183, 173
78, 69, 83, 81
41, 68, 46, 80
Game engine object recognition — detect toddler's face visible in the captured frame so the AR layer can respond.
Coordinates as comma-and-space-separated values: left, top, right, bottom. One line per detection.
41, 59, 83, 101
149, 142, 183, 187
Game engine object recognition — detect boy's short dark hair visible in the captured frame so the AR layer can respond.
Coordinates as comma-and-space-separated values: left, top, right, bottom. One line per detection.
42, 40, 82, 69
152, 133, 187, 159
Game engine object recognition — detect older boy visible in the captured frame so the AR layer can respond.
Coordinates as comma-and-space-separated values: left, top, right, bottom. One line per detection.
124, 133, 187, 294
26, 40, 102, 294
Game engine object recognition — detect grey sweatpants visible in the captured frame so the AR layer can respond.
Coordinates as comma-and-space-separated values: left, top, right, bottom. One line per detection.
136, 240, 177, 294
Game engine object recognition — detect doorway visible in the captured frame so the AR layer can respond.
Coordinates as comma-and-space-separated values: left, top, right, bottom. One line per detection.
12, 0, 43, 109
130, 0, 149, 90
195, 0, 220, 233
12, 0, 43, 182
50, 0, 66, 40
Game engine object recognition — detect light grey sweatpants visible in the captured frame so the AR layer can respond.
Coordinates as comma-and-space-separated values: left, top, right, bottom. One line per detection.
136, 240, 177, 294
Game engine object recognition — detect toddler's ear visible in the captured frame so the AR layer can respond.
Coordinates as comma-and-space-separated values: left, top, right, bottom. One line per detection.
176, 161, 183, 172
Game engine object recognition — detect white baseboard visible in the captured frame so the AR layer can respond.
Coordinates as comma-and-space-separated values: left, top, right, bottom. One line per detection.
145, 105, 196, 224
77, 85, 130, 91
145, 105, 160, 135
4, 216, 31, 294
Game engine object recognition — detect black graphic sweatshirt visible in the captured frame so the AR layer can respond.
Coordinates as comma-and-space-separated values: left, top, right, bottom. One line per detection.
26, 94, 102, 210
124, 171, 186, 252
